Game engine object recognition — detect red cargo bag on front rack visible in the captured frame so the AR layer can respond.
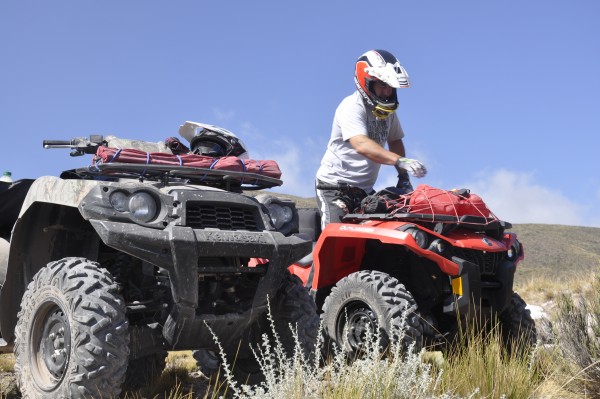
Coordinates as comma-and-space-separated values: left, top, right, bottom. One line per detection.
407, 184, 494, 219
93, 147, 282, 179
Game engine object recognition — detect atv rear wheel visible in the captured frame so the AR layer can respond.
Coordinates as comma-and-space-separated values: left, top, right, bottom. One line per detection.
201, 272, 319, 384
322, 270, 423, 358
14, 257, 130, 398
499, 292, 537, 351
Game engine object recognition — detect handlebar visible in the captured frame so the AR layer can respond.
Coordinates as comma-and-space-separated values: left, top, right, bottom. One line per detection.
43, 140, 73, 147
42, 135, 105, 156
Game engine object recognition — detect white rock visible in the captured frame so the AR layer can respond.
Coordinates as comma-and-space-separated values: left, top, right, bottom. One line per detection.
526, 304, 547, 320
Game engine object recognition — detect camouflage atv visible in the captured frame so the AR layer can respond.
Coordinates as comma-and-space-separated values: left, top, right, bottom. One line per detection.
0, 123, 319, 398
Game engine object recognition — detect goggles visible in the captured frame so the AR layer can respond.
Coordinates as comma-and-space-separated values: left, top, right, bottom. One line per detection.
372, 103, 398, 119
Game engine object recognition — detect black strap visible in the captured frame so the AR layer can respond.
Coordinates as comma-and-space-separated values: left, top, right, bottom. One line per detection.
316, 180, 352, 191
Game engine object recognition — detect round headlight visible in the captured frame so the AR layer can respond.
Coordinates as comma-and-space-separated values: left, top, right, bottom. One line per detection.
507, 242, 520, 260
429, 239, 446, 254
109, 191, 129, 212
129, 192, 158, 223
408, 228, 429, 249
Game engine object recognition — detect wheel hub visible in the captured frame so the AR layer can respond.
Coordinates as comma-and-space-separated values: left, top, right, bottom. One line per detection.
39, 307, 70, 380
338, 301, 378, 351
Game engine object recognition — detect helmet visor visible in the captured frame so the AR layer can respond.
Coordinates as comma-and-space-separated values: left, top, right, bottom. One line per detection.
192, 140, 228, 157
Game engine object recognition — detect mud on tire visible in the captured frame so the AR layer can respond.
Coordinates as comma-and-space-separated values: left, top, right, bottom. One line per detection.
14, 257, 130, 398
322, 270, 423, 358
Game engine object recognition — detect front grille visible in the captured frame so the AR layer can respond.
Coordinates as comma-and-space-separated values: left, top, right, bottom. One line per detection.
186, 204, 259, 231
452, 248, 506, 275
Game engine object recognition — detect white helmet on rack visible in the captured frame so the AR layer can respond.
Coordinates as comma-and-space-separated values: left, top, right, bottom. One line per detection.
178, 121, 250, 159
354, 49, 410, 119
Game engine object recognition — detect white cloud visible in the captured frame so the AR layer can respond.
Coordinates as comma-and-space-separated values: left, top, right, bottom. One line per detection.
207, 117, 318, 196
461, 169, 588, 226
252, 140, 321, 197
238, 122, 266, 143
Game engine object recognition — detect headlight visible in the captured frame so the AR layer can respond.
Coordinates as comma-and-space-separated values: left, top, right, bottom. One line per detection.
129, 192, 158, 223
428, 238, 446, 254
267, 203, 294, 229
109, 191, 129, 212
254, 194, 299, 235
507, 241, 521, 260
396, 225, 430, 249
411, 229, 429, 248
406, 227, 429, 249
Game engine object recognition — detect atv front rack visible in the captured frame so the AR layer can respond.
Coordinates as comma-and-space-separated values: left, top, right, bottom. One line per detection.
342, 212, 512, 234
69, 162, 283, 190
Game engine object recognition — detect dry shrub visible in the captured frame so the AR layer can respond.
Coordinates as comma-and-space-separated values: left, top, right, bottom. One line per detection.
554, 273, 600, 397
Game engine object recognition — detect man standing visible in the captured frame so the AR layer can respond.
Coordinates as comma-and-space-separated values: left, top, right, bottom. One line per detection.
315, 49, 427, 228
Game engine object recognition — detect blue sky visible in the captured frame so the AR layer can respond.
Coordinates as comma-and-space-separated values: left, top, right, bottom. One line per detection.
1, 1, 599, 227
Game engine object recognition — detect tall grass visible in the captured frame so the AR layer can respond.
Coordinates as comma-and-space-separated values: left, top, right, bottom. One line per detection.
213, 315, 464, 399
204, 273, 600, 399
433, 323, 541, 398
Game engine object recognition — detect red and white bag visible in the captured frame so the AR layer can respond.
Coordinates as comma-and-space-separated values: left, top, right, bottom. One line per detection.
93, 147, 282, 179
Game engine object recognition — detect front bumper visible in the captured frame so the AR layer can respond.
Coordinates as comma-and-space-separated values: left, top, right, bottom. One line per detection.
90, 220, 311, 348
443, 257, 516, 317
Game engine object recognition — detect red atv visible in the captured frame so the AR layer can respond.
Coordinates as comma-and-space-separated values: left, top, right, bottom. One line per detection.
289, 184, 537, 355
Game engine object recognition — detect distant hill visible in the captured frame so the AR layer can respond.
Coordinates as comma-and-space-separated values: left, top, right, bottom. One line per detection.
263, 193, 600, 284
510, 223, 600, 284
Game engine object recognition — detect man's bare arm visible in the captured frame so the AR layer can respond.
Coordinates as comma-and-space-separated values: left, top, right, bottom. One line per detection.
348, 135, 403, 165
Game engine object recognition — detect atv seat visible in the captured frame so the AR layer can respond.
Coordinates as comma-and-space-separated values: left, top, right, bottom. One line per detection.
298, 208, 322, 242
294, 208, 321, 267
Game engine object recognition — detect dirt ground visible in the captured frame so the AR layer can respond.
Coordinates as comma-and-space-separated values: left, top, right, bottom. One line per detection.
0, 371, 18, 398
0, 365, 215, 399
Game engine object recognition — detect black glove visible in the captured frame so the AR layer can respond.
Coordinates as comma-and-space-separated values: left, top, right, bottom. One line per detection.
333, 186, 368, 214
165, 137, 191, 155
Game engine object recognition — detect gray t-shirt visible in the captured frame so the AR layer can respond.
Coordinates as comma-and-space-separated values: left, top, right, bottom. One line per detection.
316, 91, 404, 192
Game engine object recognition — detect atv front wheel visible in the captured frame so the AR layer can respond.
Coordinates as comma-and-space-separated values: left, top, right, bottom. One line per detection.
499, 292, 538, 351
14, 257, 130, 398
322, 270, 423, 358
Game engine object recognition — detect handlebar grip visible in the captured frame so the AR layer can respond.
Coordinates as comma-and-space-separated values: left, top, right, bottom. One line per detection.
43, 140, 72, 147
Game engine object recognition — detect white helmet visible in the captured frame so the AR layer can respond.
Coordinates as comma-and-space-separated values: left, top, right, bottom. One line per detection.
178, 121, 250, 159
354, 49, 410, 119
